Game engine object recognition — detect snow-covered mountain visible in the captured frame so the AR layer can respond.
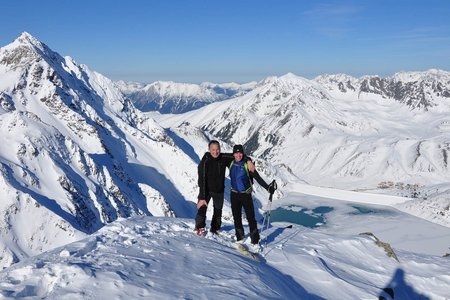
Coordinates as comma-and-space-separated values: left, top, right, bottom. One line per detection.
0, 32, 199, 269
116, 80, 256, 114
155, 71, 450, 225
315, 69, 450, 111
158, 72, 449, 184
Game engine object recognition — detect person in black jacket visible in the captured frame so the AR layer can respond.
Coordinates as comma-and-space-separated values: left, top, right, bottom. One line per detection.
195, 140, 254, 235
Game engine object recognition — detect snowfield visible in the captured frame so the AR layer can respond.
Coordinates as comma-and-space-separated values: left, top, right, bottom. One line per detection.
0, 207, 449, 299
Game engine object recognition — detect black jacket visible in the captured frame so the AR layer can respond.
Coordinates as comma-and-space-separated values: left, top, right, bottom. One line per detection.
249, 168, 270, 191
197, 152, 234, 199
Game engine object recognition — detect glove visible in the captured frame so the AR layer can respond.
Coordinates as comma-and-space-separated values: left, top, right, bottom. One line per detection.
268, 180, 277, 194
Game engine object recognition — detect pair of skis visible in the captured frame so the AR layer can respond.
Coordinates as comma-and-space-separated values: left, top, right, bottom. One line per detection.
233, 243, 260, 261
196, 229, 262, 261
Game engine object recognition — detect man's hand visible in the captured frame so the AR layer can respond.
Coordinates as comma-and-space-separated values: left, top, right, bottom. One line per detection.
247, 160, 255, 172
197, 199, 208, 209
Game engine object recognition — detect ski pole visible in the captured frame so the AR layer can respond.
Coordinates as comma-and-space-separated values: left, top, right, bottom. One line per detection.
261, 180, 277, 249
261, 200, 272, 235
261, 180, 275, 234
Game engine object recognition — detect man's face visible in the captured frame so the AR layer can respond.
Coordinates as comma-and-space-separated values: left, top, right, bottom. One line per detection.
209, 143, 220, 158
233, 152, 243, 161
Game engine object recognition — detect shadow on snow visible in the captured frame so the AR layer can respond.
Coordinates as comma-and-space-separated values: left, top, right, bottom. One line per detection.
378, 268, 430, 300
164, 128, 200, 164
129, 163, 197, 218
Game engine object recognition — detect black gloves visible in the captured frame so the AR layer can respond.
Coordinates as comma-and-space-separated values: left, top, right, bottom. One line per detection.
268, 180, 277, 194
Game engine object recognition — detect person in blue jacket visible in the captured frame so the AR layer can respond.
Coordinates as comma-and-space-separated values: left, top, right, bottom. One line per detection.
228, 144, 276, 244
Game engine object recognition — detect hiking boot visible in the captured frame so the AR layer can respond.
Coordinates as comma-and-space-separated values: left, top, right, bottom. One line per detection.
235, 228, 245, 242
196, 228, 207, 236
210, 229, 221, 235
250, 229, 260, 245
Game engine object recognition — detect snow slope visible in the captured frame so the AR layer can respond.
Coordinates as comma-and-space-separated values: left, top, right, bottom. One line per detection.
0, 214, 448, 299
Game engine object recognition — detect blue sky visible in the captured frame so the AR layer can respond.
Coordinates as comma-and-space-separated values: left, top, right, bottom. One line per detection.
2, 0, 450, 83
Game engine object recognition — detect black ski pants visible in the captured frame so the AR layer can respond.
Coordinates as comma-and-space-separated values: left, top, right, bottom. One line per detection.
231, 191, 260, 244
195, 192, 224, 232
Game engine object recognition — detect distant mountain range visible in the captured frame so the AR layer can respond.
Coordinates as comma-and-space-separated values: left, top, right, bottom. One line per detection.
116, 80, 256, 114
315, 69, 450, 110
117, 69, 450, 114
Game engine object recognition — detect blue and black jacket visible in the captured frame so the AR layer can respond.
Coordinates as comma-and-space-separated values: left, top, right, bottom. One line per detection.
228, 160, 269, 193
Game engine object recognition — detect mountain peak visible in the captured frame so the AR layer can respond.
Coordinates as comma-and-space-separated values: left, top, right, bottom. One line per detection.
17, 31, 38, 42
280, 72, 298, 78
0, 32, 61, 68
259, 72, 311, 88
11, 31, 44, 49
391, 68, 450, 83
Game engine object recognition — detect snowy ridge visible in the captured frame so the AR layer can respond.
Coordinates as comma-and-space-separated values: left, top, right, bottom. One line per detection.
391, 68, 450, 84
0, 216, 449, 299
315, 69, 450, 111
139, 68, 450, 116
0, 33, 199, 269
114, 80, 145, 94
116, 79, 256, 114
